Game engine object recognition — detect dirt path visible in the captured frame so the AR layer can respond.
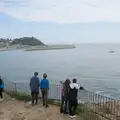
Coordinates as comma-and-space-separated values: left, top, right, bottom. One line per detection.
0, 94, 83, 120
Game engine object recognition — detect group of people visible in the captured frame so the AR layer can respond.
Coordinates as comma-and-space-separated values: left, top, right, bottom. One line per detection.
30, 72, 84, 119
30, 72, 49, 107
60, 78, 84, 118
0, 73, 84, 119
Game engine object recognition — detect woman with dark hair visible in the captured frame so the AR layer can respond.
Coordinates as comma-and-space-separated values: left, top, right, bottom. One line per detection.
0, 76, 4, 102
60, 79, 71, 114
64, 79, 71, 114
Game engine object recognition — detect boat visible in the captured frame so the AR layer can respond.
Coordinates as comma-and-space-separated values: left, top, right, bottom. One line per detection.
109, 50, 115, 53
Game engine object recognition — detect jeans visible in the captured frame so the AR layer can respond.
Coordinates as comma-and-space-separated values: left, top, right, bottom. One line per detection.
69, 99, 77, 116
64, 99, 69, 114
41, 89, 48, 107
0, 88, 3, 99
31, 92, 38, 105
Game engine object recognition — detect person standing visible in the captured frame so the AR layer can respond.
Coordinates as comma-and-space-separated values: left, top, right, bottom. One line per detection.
40, 73, 49, 108
60, 81, 65, 113
30, 72, 40, 106
63, 79, 70, 114
68, 78, 84, 118
0, 76, 4, 102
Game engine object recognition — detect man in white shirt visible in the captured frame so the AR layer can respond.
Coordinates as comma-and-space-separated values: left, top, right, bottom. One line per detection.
68, 78, 84, 118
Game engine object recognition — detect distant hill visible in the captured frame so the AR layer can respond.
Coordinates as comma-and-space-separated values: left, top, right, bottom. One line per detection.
11, 37, 45, 46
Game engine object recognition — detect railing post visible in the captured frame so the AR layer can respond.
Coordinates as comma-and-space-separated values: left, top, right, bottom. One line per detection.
13, 82, 17, 92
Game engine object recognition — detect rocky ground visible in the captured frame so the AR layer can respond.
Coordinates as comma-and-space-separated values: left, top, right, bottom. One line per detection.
0, 94, 83, 120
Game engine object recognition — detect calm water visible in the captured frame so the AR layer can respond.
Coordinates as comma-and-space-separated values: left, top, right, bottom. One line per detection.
1, 44, 120, 99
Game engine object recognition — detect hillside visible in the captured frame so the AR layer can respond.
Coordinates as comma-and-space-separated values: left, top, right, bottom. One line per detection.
11, 37, 45, 46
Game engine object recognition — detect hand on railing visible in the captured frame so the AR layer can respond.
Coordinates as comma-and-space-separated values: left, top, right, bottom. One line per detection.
80, 86, 84, 90
60, 81, 64, 84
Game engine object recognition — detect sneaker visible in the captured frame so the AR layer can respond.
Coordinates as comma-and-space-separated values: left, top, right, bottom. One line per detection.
73, 115, 76, 118
45, 105, 49, 108
69, 115, 74, 119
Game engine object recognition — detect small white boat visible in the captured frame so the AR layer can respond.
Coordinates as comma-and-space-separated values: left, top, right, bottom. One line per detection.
109, 50, 115, 53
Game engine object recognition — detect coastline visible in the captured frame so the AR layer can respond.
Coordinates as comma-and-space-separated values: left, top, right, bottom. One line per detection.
24, 45, 76, 51
0, 44, 76, 51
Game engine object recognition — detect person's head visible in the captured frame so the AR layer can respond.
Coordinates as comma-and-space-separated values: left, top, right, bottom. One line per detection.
34, 72, 38, 76
64, 78, 70, 88
43, 73, 47, 79
73, 78, 77, 83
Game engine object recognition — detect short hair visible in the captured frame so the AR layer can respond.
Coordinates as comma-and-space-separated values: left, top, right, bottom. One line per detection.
43, 73, 47, 78
73, 78, 77, 83
34, 72, 38, 76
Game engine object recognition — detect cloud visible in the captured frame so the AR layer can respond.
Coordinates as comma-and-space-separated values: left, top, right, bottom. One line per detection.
0, 0, 27, 8
1, 0, 120, 23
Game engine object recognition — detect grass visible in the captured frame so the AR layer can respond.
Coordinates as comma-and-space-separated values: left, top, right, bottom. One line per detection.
6, 91, 99, 120
5, 91, 31, 102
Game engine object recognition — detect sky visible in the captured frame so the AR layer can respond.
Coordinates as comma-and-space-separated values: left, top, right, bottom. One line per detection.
0, 0, 120, 43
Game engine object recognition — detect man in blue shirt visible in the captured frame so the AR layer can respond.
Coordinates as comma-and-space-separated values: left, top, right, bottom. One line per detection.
0, 76, 4, 101
30, 72, 39, 106
40, 73, 49, 107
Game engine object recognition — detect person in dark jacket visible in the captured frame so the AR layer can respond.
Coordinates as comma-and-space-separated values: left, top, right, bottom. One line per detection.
68, 78, 84, 118
60, 81, 65, 113
63, 79, 71, 114
0, 76, 4, 102
30, 72, 40, 106
60, 79, 70, 114
40, 73, 49, 107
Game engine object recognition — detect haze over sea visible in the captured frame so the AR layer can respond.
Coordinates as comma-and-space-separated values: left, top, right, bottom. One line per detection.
0, 43, 120, 99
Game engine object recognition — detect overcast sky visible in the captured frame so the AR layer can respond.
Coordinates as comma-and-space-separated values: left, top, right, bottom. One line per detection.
0, 0, 120, 23
0, 0, 120, 43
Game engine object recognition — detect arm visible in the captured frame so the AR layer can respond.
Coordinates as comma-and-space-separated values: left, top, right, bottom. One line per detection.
60, 81, 64, 84
79, 86, 84, 90
47, 80, 50, 90
37, 78, 40, 87
40, 80, 42, 89
30, 78, 31, 88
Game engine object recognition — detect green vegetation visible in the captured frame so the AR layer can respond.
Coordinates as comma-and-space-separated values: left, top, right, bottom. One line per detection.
0, 37, 46, 46
6, 91, 31, 102
11, 37, 45, 46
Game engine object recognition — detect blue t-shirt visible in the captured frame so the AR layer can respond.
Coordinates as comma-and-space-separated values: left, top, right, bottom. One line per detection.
0, 82, 4, 89
40, 78, 49, 89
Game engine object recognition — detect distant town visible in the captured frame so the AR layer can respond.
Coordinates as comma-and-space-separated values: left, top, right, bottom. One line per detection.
0, 37, 75, 51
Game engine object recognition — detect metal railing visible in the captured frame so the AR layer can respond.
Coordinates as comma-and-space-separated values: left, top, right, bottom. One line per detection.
4, 80, 120, 120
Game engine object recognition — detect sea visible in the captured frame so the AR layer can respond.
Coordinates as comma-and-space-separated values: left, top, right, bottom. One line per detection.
1, 43, 120, 100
